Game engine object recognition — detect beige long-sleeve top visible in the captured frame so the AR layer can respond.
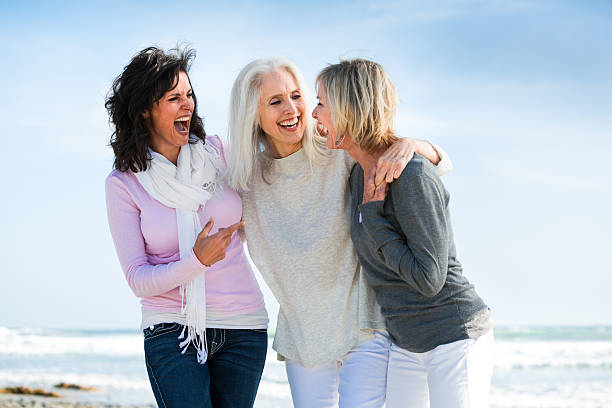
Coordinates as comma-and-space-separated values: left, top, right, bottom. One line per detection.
242, 147, 451, 368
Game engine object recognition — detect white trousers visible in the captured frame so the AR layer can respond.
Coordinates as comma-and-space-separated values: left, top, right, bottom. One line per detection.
285, 331, 391, 408
386, 330, 495, 408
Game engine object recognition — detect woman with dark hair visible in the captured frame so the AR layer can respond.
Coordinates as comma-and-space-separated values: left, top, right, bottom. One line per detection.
313, 58, 493, 408
105, 46, 268, 408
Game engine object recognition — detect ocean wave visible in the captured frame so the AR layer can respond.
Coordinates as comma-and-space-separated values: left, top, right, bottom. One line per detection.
494, 325, 612, 341
494, 340, 612, 370
0, 327, 142, 356
3, 326, 612, 370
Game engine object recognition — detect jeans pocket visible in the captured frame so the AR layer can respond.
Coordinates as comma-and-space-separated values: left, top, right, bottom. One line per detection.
143, 323, 182, 341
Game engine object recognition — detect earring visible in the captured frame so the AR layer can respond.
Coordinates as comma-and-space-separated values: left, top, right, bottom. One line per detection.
334, 132, 346, 147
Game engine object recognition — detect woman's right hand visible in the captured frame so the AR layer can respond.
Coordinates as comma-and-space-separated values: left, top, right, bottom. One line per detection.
363, 170, 388, 204
193, 217, 245, 266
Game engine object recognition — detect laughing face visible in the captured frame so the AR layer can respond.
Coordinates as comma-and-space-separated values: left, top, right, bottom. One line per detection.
312, 85, 342, 149
147, 71, 194, 161
312, 84, 336, 149
258, 68, 306, 158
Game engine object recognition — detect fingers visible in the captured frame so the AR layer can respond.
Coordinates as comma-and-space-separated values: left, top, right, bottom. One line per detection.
199, 217, 214, 237
379, 154, 413, 184
217, 220, 245, 238
201, 218, 244, 241
386, 162, 401, 183
194, 218, 246, 267
363, 169, 389, 203
225, 220, 245, 235
377, 137, 417, 184
385, 170, 394, 184
373, 181, 387, 201
365, 171, 376, 197
374, 161, 390, 186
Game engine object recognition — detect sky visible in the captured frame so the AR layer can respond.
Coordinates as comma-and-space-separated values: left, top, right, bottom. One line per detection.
0, 0, 610, 330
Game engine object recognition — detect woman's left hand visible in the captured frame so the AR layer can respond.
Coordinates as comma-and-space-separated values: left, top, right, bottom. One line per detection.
374, 137, 416, 186
363, 170, 388, 204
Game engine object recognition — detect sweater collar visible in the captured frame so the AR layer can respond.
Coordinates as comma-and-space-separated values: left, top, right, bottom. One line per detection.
271, 147, 307, 175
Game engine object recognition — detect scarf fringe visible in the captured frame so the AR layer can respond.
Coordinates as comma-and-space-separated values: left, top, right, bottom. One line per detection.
179, 273, 208, 364
135, 139, 221, 366
178, 325, 208, 364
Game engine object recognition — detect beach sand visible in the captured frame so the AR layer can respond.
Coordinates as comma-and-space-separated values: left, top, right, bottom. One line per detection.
0, 395, 154, 408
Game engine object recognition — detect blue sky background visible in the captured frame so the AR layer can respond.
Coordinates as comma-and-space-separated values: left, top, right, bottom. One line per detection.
1, 0, 610, 329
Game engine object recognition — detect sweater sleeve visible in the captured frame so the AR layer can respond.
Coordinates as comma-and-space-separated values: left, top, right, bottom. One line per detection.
359, 168, 449, 297
431, 143, 453, 177
105, 173, 207, 298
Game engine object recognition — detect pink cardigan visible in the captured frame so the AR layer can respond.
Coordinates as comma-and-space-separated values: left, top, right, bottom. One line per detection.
105, 135, 265, 316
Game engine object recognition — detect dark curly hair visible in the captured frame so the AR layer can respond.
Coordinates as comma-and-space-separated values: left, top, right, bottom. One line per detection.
105, 46, 206, 172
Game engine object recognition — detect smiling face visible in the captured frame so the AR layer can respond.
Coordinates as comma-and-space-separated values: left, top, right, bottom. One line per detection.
312, 85, 340, 149
258, 68, 306, 158
146, 71, 194, 163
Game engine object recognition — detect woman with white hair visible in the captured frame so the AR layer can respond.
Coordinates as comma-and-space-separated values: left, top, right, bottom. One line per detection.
313, 58, 493, 408
226, 58, 452, 407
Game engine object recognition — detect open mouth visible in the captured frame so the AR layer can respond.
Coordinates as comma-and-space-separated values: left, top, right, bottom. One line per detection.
278, 116, 300, 130
174, 115, 190, 134
316, 121, 329, 137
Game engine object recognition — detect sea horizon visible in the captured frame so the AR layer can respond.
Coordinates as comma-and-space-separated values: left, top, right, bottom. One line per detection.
2, 325, 611, 407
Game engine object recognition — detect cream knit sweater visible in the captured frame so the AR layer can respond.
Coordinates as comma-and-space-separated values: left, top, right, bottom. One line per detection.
242, 147, 450, 368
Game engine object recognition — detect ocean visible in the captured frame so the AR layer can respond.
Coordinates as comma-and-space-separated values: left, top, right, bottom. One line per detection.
1, 326, 611, 407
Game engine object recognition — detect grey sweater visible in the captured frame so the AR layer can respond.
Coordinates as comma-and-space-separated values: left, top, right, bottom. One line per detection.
350, 154, 492, 353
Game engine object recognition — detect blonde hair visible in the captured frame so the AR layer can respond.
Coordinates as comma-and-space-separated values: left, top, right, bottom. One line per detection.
316, 59, 398, 153
226, 57, 327, 191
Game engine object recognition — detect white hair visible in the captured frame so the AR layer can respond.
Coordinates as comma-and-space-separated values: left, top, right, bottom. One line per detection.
226, 57, 327, 191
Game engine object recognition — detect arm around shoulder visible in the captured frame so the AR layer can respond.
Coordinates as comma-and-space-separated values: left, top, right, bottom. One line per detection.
429, 143, 453, 176
414, 140, 453, 176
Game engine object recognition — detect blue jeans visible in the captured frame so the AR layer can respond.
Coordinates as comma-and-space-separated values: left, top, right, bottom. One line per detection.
144, 323, 268, 408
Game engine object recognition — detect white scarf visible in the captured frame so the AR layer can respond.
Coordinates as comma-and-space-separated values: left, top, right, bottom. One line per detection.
135, 139, 222, 364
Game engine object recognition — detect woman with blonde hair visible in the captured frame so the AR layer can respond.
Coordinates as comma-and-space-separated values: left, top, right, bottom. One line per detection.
313, 58, 493, 408
226, 57, 452, 407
